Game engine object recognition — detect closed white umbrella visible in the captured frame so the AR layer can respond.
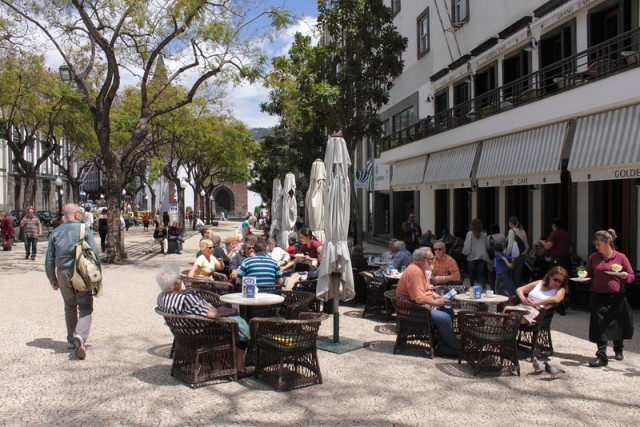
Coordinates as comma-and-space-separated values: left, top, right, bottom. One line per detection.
269, 179, 282, 243
305, 159, 326, 243
317, 134, 355, 345
279, 173, 297, 249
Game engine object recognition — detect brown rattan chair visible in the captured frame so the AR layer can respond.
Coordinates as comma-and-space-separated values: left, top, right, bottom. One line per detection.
293, 279, 321, 312
251, 290, 318, 319
458, 311, 523, 376
384, 290, 436, 358
517, 304, 556, 361
155, 307, 240, 388
435, 283, 473, 337
250, 312, 327, 391
361, 271, 392, 318
181, 274, 235, 295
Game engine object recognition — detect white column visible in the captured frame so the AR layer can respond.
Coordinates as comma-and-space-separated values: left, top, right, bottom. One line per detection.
575, 182, 590, 262
531, 187, 542, 244
421, 186, 436, 232
449, 189, 455, 231
471, 190, 478, 219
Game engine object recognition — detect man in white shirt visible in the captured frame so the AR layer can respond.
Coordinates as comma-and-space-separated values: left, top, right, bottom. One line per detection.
82, 207, 94, 230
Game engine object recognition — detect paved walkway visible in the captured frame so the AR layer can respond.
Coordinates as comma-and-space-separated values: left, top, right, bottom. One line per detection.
0, 223, 639, 426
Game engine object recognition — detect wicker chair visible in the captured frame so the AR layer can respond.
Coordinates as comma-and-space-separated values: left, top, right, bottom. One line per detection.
250, 312, 327, 391
361, 271, 392, 318
434, 283, 473, 337
182, 275, 235, 295
294, 279, 321, 312
517, 304, 556, 361
252, 290, 318, 319
458, 311, 523, 376
155, 308, 240, 388
384, 290, 436, 358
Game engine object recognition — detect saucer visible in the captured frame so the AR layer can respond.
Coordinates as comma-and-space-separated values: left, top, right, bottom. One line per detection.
605, 271, 625, 276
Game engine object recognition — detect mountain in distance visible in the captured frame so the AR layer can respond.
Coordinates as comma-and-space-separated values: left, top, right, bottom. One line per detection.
251, 127, 275, 140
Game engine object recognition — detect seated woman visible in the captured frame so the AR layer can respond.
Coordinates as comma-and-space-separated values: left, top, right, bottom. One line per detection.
156, 265, 251, 375
299, 227, 322, 263
188, 239, 224, 277
504, 266, 568, 324
168, 221, 184, 254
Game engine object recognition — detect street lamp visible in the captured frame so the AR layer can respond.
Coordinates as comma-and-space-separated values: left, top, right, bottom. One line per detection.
100, 194, 105, 207
121, 189, 126, 214
59, 65, 73, 82
200, 189, 206, 223
144, 194, 148, 210
210, 194, 215, 222
54, 177, 63, 216
180, 179, 187, 235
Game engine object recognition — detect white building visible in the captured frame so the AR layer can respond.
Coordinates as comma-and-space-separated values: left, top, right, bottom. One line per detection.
368, 0, 640, 267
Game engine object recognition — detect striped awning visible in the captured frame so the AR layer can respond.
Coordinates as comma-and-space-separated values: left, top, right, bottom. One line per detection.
476, 122, 568, 187
423, 144, 478, 189
568, 104, 640, 182
390, 156, 428, 191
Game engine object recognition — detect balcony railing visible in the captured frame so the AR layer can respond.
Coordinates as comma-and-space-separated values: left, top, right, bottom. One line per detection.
378, 26, 640, 154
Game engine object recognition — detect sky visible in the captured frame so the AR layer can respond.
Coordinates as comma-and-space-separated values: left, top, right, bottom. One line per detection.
229, 1, 319, 129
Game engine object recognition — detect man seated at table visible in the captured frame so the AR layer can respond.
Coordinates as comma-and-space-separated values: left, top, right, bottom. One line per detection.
381, 239, 398, 264
396, 247, 460, 357
267, 238, 296, 275
430, 241, 461, 285
229, 235, 257, 281
156, 264, 251, 376
236, 241, 283, 292
392, 240, 412, 271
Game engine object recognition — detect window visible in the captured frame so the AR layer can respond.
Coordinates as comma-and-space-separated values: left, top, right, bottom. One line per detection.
417, 8, 430, 57
392, 107, 414, 133
391, 0, 401, 16
452, 0, 469, 23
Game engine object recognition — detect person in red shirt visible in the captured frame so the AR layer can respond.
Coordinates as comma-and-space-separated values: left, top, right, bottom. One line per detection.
537, 217, 571, 273
1, 211, 15, 250
396, 247, 459, 357
299, 227, 322, 262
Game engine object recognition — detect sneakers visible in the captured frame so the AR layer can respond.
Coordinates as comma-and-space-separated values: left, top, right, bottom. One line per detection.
615, 350, 624, 361
67, 341, 76, 349
73, 336, 87, 360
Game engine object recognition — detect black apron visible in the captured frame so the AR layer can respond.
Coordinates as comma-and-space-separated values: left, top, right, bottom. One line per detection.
589, 292, 634, 342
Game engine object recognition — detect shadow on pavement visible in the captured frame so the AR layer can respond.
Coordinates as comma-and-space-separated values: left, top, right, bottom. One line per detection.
147, 343, 172, 359
373, 323, 396, 335
26, 337, 70, 354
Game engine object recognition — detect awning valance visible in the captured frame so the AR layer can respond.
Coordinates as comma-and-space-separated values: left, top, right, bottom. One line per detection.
423, 144, 478, 189
390, 156, 428, 191
476, 122, 568, 187
568, 104, 640, 182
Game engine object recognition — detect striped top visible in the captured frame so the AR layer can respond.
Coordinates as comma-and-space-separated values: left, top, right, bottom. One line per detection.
20, 215, 41, 238
156, 292, 210, 316
238, 253, 282, 288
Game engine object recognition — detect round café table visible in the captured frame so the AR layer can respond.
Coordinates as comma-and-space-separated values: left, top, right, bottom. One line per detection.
453, 293, 509, 312
219, 292, 285, 320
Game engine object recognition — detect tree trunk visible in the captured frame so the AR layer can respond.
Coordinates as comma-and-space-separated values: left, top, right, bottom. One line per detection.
103, 152, 124, 264
22, 171, 36, 210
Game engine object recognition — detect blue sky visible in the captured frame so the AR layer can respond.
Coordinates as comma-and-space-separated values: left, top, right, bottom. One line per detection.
229, 1, 319, 129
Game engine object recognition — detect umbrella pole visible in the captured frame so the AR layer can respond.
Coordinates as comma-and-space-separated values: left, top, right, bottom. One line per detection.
333, 286, 340, 343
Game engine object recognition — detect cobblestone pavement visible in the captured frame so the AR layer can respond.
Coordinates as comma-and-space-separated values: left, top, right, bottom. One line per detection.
1, 223, 639, 426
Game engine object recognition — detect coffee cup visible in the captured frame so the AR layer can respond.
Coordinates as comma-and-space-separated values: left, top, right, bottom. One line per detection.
486, 290, 494, 297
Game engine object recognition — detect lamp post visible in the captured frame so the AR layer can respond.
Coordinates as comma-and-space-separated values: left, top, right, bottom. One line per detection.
210, 194, 215, 223
200, 189, 206, 223
121, 188, 126, 214
180, 179, 187, 236
144, 194, 148, 210
54, 176, 63, 216
100, 194, 105, 207
79, 191, 86, 205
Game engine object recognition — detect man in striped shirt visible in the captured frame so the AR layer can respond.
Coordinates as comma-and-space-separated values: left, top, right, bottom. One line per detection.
20, 207, 42, 260
237, 241, 283, 291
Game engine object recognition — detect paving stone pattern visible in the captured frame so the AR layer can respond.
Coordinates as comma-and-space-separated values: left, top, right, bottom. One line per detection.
0, 222, 639, 426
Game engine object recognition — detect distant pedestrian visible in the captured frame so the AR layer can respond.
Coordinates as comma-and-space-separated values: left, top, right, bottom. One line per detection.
82, 206, 94, 230
45, 203, 100, 360
462, 218, 491, 290
142, 213, 150, 231
401, 212, 422, 252
97, 208, 108, 252
20, 207, 42, 260
506, 216, 529, 288
1, 210, 15, 250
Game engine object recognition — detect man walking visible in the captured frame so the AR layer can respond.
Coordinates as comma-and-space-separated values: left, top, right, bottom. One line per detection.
20, 207, 42, 260
82, 206, 94, 230
401, 213, 422, 253
45, 203, 100, 360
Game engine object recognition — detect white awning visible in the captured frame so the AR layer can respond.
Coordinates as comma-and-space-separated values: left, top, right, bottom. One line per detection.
423, 144, 478, 189
568, 104, 640, 182
476, 123, 568, 187
390, 156, 427, 191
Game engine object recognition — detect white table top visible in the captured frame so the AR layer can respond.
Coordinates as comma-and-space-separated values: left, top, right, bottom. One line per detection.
384, 273, 403, 280
219, 292, 285, 307
454, 293, 509, 304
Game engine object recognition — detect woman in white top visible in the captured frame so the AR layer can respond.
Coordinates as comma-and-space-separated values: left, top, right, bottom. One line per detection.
462, 218, 491, 290
187, 239, 223, 277
505, 266, 568, 324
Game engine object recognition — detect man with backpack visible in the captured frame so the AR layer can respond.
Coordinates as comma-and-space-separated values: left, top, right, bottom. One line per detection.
45, 203, 101, 360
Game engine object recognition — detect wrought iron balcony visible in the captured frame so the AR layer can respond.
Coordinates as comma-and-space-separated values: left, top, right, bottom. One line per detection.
377, 26, 640, 155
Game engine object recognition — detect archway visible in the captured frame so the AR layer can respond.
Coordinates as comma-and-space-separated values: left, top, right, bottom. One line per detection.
214, 187, 235, 215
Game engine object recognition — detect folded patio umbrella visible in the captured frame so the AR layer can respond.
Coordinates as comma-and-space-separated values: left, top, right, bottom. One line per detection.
305, 159, 326, 243
269, 178, 282, 243
279, 173, 297, 249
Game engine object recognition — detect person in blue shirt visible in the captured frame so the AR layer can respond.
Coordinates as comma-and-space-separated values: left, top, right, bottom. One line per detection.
236, 241, 283, 292
494, 243, 515, 296
392, 240, 412, 271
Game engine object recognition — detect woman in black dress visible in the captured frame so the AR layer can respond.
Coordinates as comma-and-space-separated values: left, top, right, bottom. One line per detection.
97, 208, 109, 252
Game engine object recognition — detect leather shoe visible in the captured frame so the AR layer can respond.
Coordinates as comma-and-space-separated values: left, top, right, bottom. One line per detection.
436, 344, 460, 358
615, 351, 624, 361
588, 357, 608, 367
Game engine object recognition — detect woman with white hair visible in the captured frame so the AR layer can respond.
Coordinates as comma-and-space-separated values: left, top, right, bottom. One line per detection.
156, 264, 251, 375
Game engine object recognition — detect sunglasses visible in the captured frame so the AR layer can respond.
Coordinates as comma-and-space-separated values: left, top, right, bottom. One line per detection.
426, 257, 435, 261
434, 247, 445, 251
245, 246, 255, 250
551, 277, 564, 284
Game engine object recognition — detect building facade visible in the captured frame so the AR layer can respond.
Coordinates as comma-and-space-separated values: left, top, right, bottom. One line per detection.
369, 0, 640, 267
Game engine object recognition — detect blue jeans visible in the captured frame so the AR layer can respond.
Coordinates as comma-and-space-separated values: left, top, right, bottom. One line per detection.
431, 307, 460, 350
24, 236, 38, 259
495, 273, 516, 296
467, 259, 486, 289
